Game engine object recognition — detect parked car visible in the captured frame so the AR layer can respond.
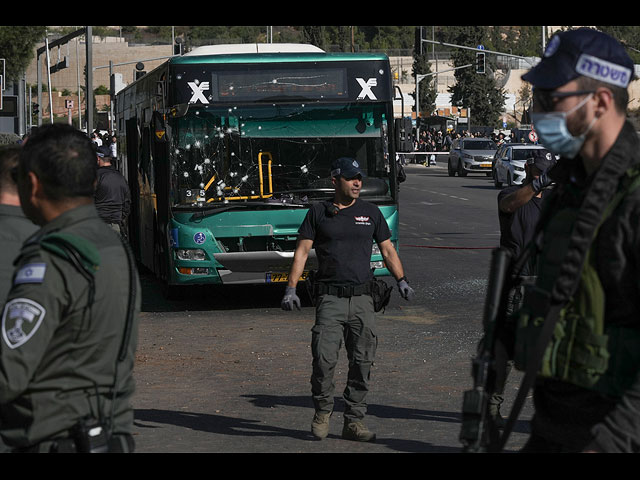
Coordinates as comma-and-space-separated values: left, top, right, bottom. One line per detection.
492, 143, 554, 188
447, 137, 497, 177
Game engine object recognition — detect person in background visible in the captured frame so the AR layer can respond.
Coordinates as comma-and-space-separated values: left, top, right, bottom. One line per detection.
0, 145, 38, 300
94, 144, 131, 237
489, 149, 556, 428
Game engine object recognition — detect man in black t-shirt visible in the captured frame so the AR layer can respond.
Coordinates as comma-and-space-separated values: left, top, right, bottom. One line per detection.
94, 145, 131, 236
281, 157, 414, 442
490, 149, 556, 427
498, 150, 556, 277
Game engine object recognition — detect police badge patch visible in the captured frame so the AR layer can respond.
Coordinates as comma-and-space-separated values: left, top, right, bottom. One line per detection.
2, 298, 46, 349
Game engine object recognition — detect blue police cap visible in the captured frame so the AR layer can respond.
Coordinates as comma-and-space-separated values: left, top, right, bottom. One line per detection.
522, 28, 635, 90
97, 145, 112, 158
526, 149, 556, 172
330, 157, 365, 178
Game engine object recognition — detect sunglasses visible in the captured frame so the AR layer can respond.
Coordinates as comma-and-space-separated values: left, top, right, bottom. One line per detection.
532, 89, 596, 112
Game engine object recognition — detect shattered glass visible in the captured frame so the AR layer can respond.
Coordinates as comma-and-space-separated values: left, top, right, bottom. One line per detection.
170, 102, 391, 208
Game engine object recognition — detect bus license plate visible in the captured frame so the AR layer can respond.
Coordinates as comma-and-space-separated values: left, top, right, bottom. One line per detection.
267, 271, 308, 283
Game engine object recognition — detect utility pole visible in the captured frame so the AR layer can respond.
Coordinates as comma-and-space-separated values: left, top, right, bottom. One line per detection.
421, 38, 537, 66
86, 26, 93, 133
36, 26, 92, 130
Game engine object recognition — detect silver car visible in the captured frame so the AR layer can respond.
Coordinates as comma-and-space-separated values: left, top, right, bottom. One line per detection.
492, 143, 553, 188
448, 137, 497, 177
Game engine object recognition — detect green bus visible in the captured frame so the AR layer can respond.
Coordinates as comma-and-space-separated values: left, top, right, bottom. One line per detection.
114, 43, 406, 296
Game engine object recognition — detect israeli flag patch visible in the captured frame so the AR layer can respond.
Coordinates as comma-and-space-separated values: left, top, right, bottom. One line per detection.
14, 263, 47, 285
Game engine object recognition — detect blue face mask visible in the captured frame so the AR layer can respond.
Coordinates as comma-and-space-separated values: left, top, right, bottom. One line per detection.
531, 94, 596, 159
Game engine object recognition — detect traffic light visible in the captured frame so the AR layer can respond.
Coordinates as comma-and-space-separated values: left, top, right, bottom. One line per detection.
476, 52, 486, 74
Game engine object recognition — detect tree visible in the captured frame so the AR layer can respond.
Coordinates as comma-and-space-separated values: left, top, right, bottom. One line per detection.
447, 26, 505, 128
302, 26, 326, 50
0, 26, 46, 82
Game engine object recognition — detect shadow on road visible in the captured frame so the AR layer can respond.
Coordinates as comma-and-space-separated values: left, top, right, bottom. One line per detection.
139, 272, 316, 313
134, 394, 530, 453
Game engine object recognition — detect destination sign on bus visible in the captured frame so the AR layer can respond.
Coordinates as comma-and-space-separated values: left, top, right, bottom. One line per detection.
214, 68, 347, 101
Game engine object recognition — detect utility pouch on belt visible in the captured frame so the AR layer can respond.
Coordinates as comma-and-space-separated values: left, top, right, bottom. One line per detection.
70, 417, 109, 453
371, 278, 392, 313
514, 255, 610, 390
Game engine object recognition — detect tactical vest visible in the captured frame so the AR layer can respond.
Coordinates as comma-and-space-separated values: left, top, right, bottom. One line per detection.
514, 167, 640, 398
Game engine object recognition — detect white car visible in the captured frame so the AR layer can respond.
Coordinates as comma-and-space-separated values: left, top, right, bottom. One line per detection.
492, 143, 554, 188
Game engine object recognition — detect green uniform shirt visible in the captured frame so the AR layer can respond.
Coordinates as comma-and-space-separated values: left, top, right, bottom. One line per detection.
0, 204, 38, 301
0, 203, 140, 448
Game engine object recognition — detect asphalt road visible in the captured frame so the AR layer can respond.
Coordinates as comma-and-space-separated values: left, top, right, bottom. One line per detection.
131, 161, 534, 453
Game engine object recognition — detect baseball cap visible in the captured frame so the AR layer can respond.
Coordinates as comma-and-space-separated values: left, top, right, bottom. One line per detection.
522, 28, 635, 90
330, 157, 365, 178
527, 150, 556, 172
97, 145, 112, 158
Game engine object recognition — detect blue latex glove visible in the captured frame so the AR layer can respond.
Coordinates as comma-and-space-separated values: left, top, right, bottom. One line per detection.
397, 279, 414, 301
281, 286, 301, 311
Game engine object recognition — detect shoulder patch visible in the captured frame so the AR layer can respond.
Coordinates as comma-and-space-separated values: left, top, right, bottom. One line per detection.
14, 263, 47, 285
2, 298, 46, 349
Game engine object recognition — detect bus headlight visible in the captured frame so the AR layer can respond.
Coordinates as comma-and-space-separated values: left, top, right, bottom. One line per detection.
176, 248, 207, 261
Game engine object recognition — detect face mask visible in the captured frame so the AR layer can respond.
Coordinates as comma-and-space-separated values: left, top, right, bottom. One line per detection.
531, 94, 596, 159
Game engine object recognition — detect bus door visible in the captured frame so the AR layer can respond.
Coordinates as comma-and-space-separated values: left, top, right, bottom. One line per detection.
151, 111, 171, 282
125, 117, 141, 259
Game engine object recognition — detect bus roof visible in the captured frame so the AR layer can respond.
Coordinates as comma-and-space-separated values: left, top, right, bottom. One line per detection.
184, 43, 325, 56
171, 43, 389, 65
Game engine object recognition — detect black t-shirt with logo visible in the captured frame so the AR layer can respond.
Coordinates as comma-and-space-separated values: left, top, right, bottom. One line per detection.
298, 199, 391, 285
498, 185, 548, 276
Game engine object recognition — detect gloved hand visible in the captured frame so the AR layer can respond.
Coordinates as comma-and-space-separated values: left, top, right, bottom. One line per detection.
397, 278, 414, 301
531, 171, 552, 194
281, 286, 301, 311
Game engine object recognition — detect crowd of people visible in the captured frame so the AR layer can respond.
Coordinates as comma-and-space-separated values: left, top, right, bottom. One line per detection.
415, 127, 524, 154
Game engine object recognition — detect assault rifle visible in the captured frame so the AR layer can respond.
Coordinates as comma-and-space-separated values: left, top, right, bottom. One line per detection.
459, 247, 521, 453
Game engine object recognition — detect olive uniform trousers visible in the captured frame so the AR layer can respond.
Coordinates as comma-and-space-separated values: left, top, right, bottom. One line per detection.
311, 293, 377, 422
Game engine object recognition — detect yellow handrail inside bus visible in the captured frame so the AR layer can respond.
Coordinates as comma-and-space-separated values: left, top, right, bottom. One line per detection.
206, 151, 274, 202
258, 152, 274, 197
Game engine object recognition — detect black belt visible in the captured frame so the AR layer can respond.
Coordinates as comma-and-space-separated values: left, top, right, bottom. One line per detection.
13, 434, 134, 453
314, 282, 372, 298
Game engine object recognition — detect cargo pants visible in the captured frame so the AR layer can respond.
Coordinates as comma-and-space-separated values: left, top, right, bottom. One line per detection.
310, 293, 377, 422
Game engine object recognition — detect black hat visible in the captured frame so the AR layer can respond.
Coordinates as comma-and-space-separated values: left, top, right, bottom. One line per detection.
330, 157, 365, 178
527, 150, 556, 172
97, 145, 112, 158
522, 28, 635, 90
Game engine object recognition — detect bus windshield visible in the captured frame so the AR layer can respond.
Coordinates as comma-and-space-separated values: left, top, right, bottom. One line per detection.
170, 102, 391, 208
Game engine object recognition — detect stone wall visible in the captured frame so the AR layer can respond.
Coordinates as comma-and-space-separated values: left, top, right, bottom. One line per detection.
25, 35, 172, 118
